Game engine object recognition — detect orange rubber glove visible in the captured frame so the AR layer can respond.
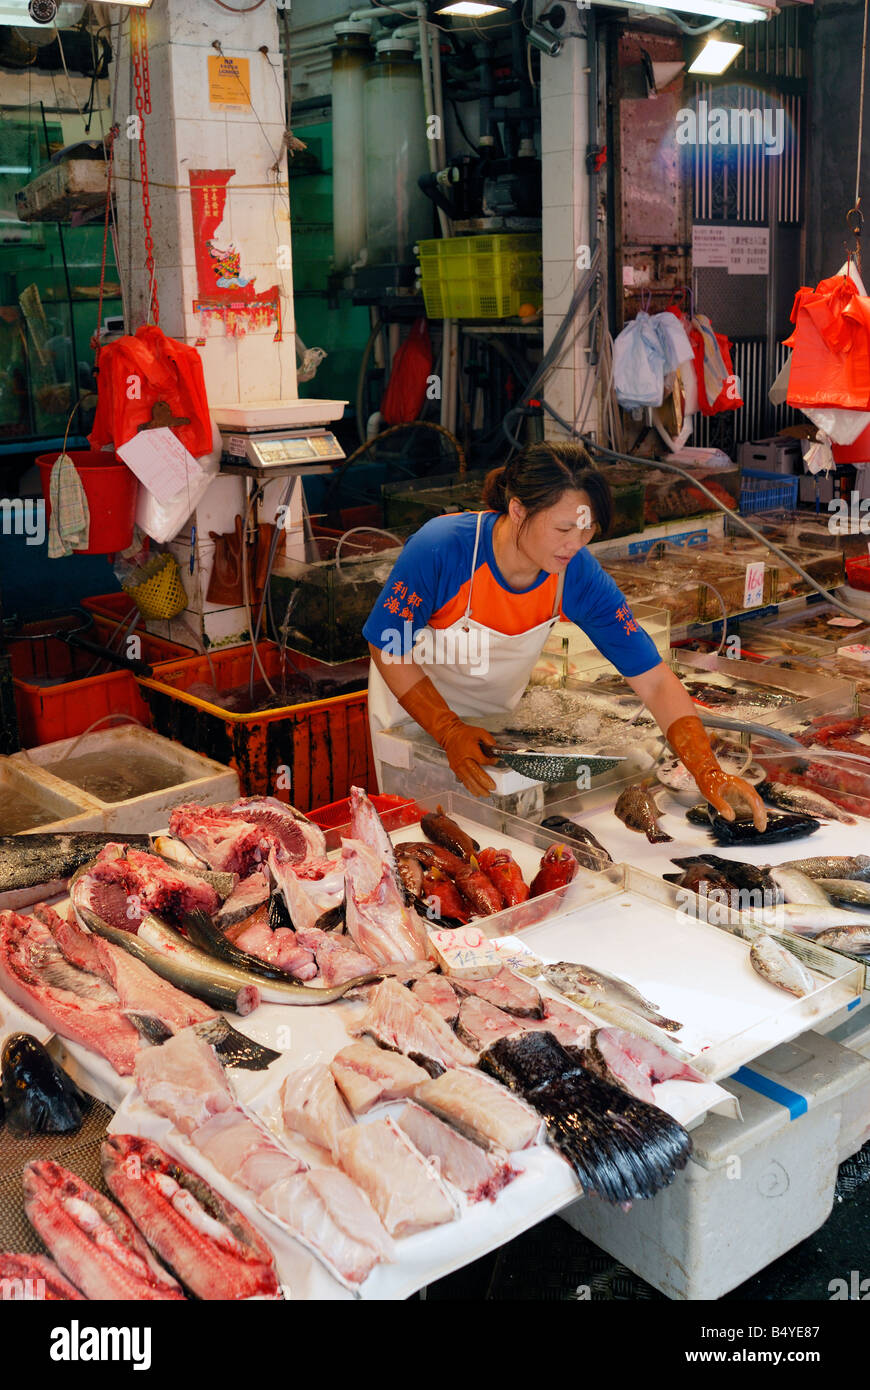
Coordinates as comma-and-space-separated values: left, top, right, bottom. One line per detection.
667, 715, 768, 833
398, 675, 498, 798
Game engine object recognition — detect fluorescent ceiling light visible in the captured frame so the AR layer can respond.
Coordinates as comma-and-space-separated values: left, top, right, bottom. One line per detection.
435, 3, 508, 15
689, 37, 743, 72
593, 0, 770, 22
0, 166, 30, 174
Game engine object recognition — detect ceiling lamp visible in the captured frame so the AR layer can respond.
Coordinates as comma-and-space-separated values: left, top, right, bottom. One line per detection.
434, 3, 509, 15
688, 36, 744, 73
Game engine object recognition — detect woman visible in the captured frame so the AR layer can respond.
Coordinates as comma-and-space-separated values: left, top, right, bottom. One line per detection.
364, 441, 766, 829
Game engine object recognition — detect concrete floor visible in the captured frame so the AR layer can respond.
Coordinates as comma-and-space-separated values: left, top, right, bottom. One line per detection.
424, 1139, 870, 1301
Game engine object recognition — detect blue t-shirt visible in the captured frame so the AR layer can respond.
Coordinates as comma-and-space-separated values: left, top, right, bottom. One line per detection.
363, 511, 661, 679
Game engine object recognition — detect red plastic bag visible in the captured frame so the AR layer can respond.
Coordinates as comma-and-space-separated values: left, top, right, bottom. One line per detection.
380, 319, 433, 426
689, 316, 743, 415
784, 275, 870, 411
89, 325, 213, 457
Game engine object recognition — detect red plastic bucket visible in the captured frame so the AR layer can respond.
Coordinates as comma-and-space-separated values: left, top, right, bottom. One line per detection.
37, 450, 138, 554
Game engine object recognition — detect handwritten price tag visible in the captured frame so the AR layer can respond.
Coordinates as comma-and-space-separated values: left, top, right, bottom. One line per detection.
427, 926, 502, 978
828, 617, 863, 628
743, 562, 766, 610
837, 643, 870, 662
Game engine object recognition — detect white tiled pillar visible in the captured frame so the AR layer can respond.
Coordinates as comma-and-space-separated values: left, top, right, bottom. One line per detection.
113, 0, 298, 408
540, 29, 599, 440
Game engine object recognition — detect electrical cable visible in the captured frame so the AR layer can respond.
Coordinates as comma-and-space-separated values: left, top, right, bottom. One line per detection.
582, 439, 870, 624
211, 0, 267, 11
366, 0, 451, 31
356, 316, 383, 446
325, 421, 467, 514
659, 10, 724, 35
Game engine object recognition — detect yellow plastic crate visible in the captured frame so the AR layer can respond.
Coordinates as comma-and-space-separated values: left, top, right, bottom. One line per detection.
419, 234, 542, 319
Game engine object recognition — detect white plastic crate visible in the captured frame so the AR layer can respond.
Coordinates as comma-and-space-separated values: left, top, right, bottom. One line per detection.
739, 437, 803, 475
12, 725, 239, 833
560, 1030, 870, 1301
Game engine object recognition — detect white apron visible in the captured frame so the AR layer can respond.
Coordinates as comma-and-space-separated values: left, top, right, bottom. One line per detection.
367, 511, 564, 790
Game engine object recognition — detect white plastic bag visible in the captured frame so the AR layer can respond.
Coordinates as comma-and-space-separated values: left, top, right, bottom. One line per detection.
135, 418, 222, 544
612, 312, 666, 410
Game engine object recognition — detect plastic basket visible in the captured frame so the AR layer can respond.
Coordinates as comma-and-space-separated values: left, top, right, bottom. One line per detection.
739, 468, 800, 515
307, 793, 416, 830
418, 234, 542, 320
124, 553, 188, 620
846, 556, 870, 592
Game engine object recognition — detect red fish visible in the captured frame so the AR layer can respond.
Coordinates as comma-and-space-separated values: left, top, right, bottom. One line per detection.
530, 844, 580, 898
393, 842, 468, 877
102, 1135, 281, 1301
455, 858, 505, 916
23, 1160, 186, 1301
477, 848, 530, 906
421, 868, 470, 924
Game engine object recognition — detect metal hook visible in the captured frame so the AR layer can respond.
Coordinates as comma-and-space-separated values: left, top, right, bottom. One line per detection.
847, 199, 863, 271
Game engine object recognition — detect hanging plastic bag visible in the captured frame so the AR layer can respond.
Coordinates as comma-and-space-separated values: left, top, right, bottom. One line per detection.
134, 419, 221, 544
784, 274, 870, 411
381, 319, 433, 426
689, 314, 743, 414
612, 312, 666, 410
89, 325, 213, 457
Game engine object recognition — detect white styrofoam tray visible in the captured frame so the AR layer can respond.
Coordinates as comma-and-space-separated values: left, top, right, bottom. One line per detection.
0, 757, 104, 834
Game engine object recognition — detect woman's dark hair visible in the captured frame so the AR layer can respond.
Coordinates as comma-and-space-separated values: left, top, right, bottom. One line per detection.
482, 442, 614, 538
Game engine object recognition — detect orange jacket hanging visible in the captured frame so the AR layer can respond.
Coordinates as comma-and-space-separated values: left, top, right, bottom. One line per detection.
89, 325, 213, 457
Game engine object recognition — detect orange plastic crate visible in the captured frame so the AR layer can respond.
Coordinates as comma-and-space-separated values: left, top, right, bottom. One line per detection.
137, 642, 375, 812
10, 617, 190, 747
308, 792, 416, 830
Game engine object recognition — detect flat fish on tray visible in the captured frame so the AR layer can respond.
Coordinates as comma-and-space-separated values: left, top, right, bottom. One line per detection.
685, 806, 821, 845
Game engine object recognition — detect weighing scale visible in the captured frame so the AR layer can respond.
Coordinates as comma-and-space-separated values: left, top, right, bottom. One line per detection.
218, 426, 345, 477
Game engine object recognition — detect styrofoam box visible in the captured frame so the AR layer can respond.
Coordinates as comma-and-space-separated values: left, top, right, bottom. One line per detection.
11, 726, 239, 833
0, 758, 104, 833
560, 1030, 870, 1301
739, 437, 803, 475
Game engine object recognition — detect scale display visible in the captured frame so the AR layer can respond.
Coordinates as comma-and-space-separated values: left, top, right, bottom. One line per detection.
221, 428, 345, 474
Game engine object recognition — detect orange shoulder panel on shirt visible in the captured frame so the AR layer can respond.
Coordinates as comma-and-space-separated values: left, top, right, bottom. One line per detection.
429, 564, 560, 636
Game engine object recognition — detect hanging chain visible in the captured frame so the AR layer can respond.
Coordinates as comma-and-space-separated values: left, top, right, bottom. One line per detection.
131, 8, 159, 324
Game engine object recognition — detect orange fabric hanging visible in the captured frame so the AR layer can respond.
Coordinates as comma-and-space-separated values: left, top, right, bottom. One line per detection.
89, 325, 213, 457
784, 274, 870, 411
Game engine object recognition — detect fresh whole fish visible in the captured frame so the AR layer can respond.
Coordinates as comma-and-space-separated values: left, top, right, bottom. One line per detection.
1, 1033, 86, 1136
773, 855, 870, 883
767, 867, 833, 907
421, 806, 479, 861
477, 848, 530, 906
670, 855, 780, 900
749, 935, 816, 997
735, 901, 870, 938
480, 1032, 691, 1205
0, 1252, 84, 1301
72, 878, 379, 1009
455, 858, 505, 916
688, 806, 821, 846
102, 1135, 281, 1301
540, 816, 613, 863
615, 785, 672, 844
756, 780, 857, 825
816, 879, 870, 908
393, 841, 468, 877
0, 907, 213, 1076
544, 960, 681, 1033
419, 868, 470, 925
530, 844, 580, 898
0, 832, 152, 912
23, 1160, 186, 1301
396, 853, 424, 902
814, 927, 870, 954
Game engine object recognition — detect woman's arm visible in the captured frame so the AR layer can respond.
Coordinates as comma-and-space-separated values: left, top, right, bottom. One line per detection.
625, 660, 768, 831
369, 643, 426, 701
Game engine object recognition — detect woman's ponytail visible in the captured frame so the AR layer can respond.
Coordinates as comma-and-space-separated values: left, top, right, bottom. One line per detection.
481, 465, 509, 512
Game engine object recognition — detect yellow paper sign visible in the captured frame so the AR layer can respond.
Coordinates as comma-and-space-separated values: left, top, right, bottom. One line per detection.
208, 54, 251, 109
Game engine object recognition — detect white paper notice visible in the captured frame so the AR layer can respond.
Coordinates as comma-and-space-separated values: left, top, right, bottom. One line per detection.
728, 227, 769, 276
692, 225, 729, 268
743, 561, 765, 609
118, 427, 203, 504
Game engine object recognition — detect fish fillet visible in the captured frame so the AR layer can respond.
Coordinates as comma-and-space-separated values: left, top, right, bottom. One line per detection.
102, 1135, 281, 1301
415, 1067, 542, 1152
343, 840, 429, 965
192, 1109, 305, 1186
134, 1028, 234, 1135
259, 1168, 394, 1287
295, 927, 378, 986
350, 977, 477, 1072
330, 1042, 429, 1114
336, 1114, 459, 1237
282, 1064, 355, 1159
455, 967, 544, 1019
397, 1102, 518, 1204
411, 974, 460, 1024
23, 1160, 185, 1301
